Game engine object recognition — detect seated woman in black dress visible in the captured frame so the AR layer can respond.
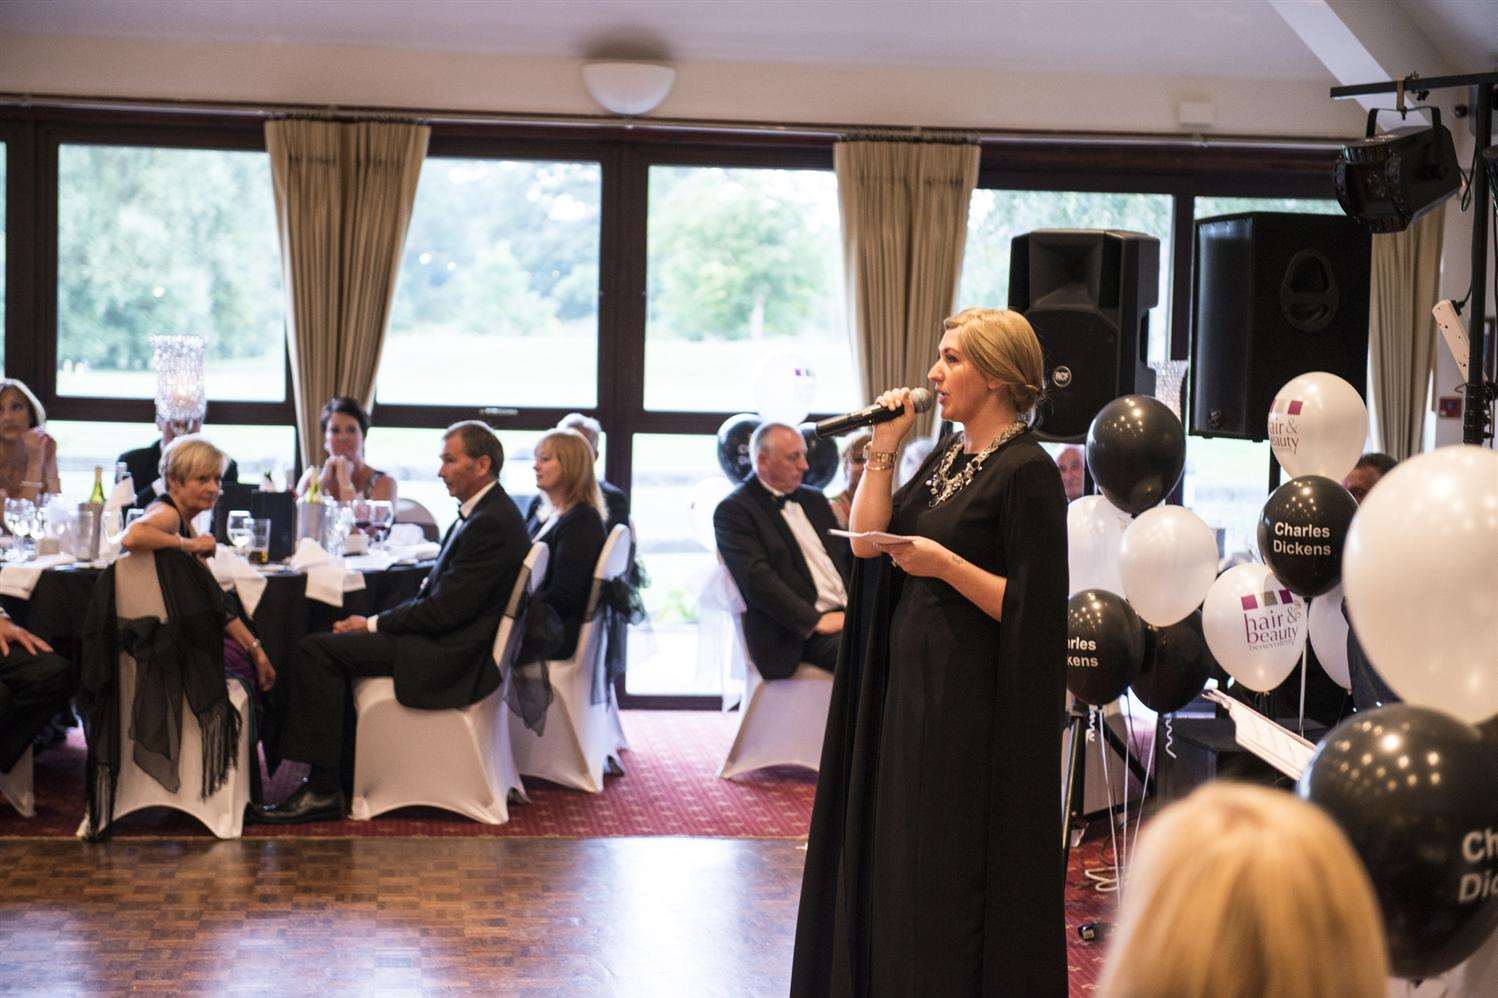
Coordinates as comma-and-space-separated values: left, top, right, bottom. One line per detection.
121, 435, 276, 697
792, 308, 1069, 996
529, 429, 607, 660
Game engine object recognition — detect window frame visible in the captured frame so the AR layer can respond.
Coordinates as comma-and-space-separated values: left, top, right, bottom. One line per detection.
0, 102, 1345, 708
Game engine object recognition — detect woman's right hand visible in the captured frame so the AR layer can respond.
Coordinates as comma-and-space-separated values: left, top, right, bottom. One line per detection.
22, 427, 56, 467
182, 533, 217, 558
870, 387, 919, 450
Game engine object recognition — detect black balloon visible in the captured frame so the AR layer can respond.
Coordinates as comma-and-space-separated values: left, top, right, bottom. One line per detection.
1085, 395, 1186, 516
800, 423, 840, 489
1133, 611, 1214, 713
1298, 705, 1498, 979
715, 413, 762, 483
1257, 475, 1357, 597
1066, 590, 1145, 706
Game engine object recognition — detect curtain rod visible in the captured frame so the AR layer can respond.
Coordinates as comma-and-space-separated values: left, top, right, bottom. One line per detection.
0, 91, 1352, 151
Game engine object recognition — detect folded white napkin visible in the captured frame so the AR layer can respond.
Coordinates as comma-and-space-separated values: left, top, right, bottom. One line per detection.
343, 551, 397, 573
389, 541, 441, 563
290, 538, 365, 606
208, 546, 268, 617
386, 523, 425, 547
0, 553, 79, 600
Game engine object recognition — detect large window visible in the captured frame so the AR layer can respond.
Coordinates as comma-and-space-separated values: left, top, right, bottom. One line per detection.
1, 139, 6, 370
379, 157, 601, 408
1184, 196, 1343, 558
47, 420, 295, 501
56, 144, 285, 400
626, 433, 723, 697
645, 166, 854, 415
957, 189, 1174, 362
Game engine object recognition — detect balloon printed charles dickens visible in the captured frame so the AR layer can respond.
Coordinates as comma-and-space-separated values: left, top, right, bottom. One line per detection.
1300, 704, 1498, 980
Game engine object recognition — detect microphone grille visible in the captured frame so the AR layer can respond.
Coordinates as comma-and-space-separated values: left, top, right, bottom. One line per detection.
909, 387, 935, 413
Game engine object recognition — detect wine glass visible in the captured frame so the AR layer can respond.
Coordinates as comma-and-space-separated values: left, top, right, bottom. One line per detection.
101, 509, 126, 547
328, 505, 355, 556
226, 509, 254, 557
368, 500, 395, 548
3, 498, 34, 562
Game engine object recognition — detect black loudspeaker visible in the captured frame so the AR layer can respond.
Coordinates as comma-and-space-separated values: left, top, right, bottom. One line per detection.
1009, 230, 1159, 442
1190, 213, 1371, 440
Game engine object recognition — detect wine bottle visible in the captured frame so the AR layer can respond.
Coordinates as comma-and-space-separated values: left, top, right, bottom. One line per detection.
88, 466, 106, 504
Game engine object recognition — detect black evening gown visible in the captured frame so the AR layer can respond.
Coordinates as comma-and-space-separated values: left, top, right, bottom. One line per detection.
791, 430, 1069, 997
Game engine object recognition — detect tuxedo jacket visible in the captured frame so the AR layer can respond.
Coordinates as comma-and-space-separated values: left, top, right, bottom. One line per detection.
714, 478, 851, 680
118, 440, 240, 509
378, 482, 531, 710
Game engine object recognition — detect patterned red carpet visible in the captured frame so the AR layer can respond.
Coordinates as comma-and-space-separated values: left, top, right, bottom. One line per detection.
3, 711, 1120, 987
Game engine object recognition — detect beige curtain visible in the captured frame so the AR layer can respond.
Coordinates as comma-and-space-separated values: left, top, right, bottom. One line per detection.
266, 119, 429, 464
1367, 208, 1444, 459
835, 140, 980, 438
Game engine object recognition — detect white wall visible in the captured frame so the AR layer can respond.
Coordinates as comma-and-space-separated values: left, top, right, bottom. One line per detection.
0, 32, 1367, 137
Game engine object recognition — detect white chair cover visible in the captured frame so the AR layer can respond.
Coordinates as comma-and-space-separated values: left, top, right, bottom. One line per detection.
80, 550, 253, 839
715, 566, 833, 779
349, 542, 548, 824
0, 747, 35, 817
511, 524, 631, 794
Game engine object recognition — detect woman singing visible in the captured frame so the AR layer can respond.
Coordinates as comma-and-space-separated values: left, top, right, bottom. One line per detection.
791, 308, 1069, 996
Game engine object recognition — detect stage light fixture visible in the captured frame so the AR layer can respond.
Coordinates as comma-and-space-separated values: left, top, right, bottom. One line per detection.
1334, 108, 1460, 233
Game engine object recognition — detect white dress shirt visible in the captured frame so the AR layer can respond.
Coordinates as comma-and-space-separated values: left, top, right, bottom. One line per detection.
759, 477, 847, 615
368, 479, 499, 632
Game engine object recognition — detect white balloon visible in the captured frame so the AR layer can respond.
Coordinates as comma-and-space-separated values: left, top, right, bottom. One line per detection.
688, 475, 735, 554
1343, 445, 1498, 724
1202, 562, 1307, 692
1067, 495, 1131, 596
1266, 372, 1367, 480
1308, 583, 1351, 690
1118, 505, 1218, 626
753, 353, 818, 425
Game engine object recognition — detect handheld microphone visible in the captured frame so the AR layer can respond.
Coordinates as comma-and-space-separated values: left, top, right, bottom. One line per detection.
813, 388, 934, 438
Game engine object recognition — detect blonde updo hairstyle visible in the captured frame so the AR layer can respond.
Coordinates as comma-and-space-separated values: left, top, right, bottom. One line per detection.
1097, 783, 1388, 998
943, 308, 1045, 417
536, 429, 605, 518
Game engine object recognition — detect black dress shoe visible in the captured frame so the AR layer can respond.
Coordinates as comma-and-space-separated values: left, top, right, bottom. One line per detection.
252, 782, 346, 824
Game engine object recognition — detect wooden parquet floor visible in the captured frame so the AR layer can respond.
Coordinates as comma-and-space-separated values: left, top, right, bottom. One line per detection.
0, 837, 806, 996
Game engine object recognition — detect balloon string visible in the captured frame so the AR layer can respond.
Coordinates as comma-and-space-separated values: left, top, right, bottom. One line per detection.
1130, 708, 1157, 870
1164, 714, 1177, 760
1096, 705, 1124, 902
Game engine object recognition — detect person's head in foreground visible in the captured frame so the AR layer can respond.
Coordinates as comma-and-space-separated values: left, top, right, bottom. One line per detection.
160, 435, 228, 516
1097, 782, 1387, 998
439, 421, 503, 501
751, 422, 809, 494
533, 428, 604, 516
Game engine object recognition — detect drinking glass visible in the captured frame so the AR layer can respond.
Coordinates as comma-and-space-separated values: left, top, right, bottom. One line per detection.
3, 498, 34, 562
248, 518, 272, 566
101, 509, 126, 547
350, 498, 374, 537
328, 505, 355, 556
368, 500, 395, 548
226, 509, 254, 556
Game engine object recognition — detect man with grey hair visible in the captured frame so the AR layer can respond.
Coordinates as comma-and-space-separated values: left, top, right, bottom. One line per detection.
525, 412, 629, 534
713, 422, 851, 678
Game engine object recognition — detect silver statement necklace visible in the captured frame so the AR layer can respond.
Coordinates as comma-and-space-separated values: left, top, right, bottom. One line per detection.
925, 419, 1028, 508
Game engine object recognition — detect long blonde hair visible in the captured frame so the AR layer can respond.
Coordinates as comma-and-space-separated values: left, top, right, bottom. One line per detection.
943, 307, 1045, 416
1098, 783, 1387, 998
536, 429, 604, 518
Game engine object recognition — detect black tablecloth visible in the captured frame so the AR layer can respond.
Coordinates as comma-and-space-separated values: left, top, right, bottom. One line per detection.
4, 561, 431, 773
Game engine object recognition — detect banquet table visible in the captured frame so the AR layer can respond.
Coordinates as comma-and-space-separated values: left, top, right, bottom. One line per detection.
2, 558, 433, 775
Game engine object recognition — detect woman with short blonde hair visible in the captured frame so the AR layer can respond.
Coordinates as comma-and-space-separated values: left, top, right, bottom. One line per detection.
124, 433, 275, 698
1098, 783, 1387, 998
529, 429, 608, 660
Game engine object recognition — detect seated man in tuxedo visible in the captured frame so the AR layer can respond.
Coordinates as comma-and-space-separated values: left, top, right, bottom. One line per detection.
258, 420, 530, 823
714, 422, 851, 678
0, 610, 77, 775
118, 408, 239, 510
523, 412, 629, 534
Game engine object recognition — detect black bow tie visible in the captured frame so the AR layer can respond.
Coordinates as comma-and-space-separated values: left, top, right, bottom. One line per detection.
771, 492, 796, 510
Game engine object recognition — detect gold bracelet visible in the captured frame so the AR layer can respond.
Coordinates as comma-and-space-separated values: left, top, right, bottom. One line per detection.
863, 446, 896, 473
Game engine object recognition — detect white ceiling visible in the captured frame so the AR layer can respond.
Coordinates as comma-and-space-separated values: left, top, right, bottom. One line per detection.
0, 0, 1336, 79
